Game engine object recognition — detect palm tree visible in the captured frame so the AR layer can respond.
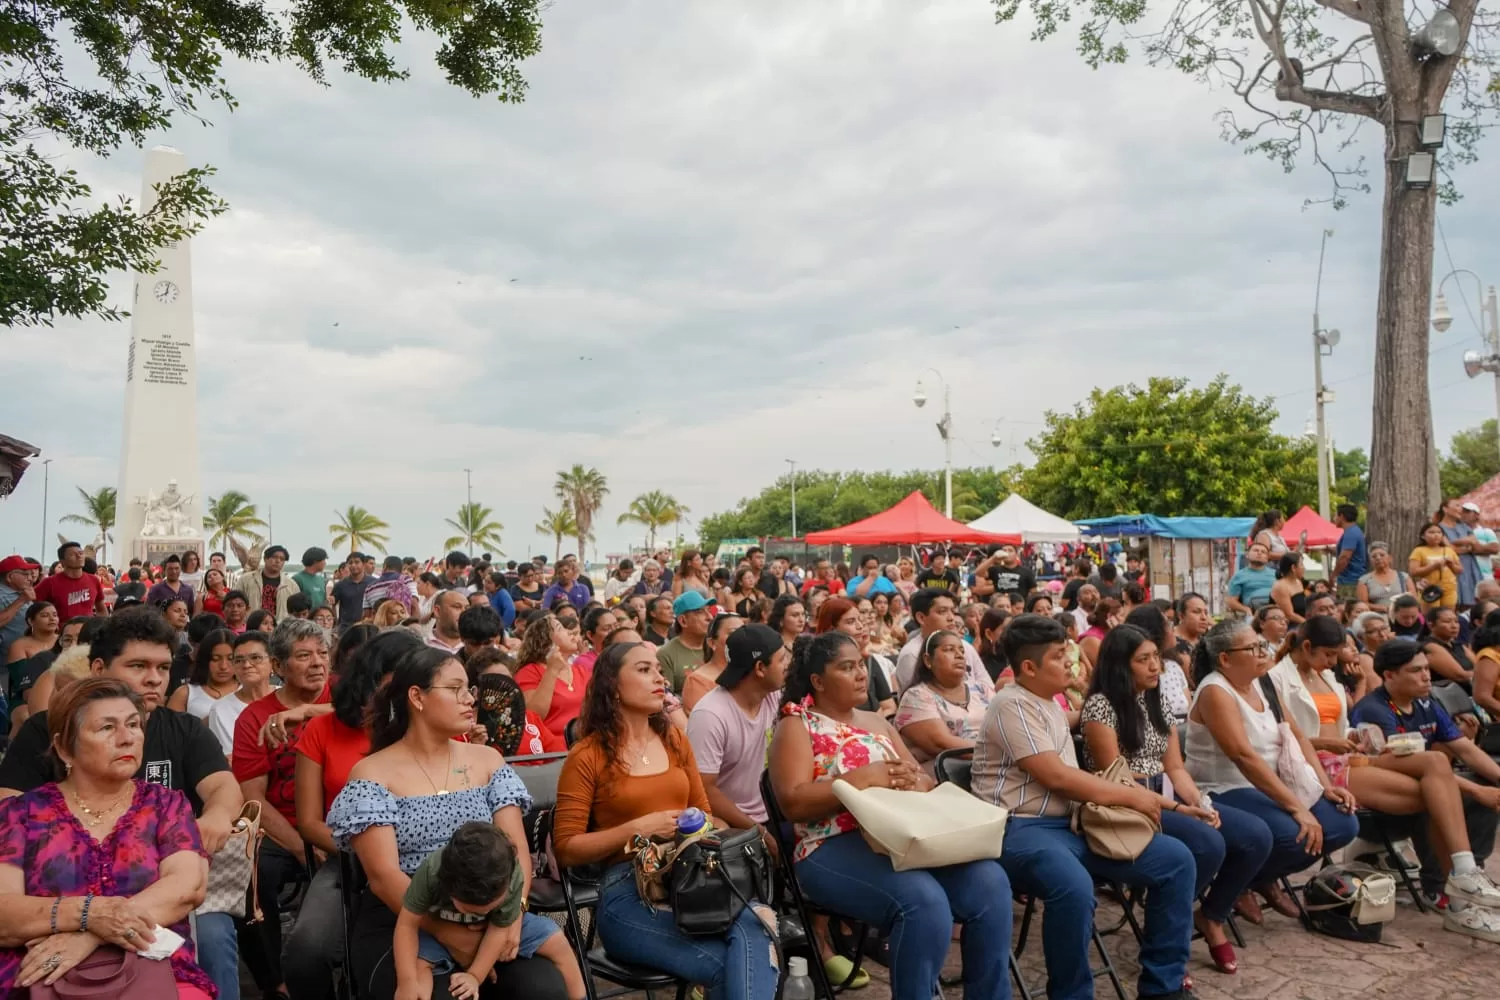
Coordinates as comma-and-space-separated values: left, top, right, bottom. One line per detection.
60, 487, 116, 563
328, 506, 391, 555
444, 502, 504, 554
554, 465, 609, 562
952, 487, 985, 522
534, 506, 579, 567
202, 491, 268, 554
616, 490, 689, 552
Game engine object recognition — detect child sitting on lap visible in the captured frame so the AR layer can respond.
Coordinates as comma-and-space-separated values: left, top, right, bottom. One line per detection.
394, 821, 585, 1000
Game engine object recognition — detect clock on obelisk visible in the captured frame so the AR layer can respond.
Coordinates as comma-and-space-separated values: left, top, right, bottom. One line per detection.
116, 146, 206, 567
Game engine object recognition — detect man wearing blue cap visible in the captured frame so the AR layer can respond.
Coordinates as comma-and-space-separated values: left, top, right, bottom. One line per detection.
657, 591, 712, 694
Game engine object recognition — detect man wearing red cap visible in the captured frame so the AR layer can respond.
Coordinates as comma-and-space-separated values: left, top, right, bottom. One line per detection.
0, 554, 36, 666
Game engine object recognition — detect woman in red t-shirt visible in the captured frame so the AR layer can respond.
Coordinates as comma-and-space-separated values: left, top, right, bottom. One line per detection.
196, 568, 229, 617
513, 611, 587, 741
287, 628, 422, 1000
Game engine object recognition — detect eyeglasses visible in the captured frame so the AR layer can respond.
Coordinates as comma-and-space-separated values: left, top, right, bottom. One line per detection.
426, 683, 477, 702
1225, 641, 1274, 658
233, 653, 270, 665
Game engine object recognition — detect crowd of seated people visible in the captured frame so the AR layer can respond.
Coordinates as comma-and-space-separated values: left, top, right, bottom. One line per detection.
14, 539, 1500, 1000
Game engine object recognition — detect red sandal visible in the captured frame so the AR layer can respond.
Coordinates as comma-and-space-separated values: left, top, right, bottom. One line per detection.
1195, 912, 1237, 974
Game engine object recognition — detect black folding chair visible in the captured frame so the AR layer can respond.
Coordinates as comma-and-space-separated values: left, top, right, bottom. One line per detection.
759, 771, 868, 998
1355, 808, 1431, 911
337, 850, 366, 1000
558, 864, 688, 1000
934, 748, 1115, 1000
510, 752, 574, 918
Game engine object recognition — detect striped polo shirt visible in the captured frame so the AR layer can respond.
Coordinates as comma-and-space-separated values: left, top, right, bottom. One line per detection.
971, 682, 1077, 819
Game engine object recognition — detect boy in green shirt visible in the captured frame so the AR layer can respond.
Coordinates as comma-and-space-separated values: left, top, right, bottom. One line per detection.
394, 822, 584, 1000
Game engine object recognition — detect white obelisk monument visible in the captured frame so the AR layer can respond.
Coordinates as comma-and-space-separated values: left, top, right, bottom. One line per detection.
117, 147, 205, 566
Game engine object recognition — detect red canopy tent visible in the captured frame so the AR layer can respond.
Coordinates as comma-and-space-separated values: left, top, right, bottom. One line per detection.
804, 491, 1022, 545
1280, 505, 1341, 548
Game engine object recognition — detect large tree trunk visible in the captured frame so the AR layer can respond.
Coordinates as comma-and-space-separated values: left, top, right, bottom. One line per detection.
1367, 121, 1439, 561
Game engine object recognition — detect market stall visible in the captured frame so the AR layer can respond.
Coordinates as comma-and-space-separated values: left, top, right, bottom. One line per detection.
1076, 514, 1255, 615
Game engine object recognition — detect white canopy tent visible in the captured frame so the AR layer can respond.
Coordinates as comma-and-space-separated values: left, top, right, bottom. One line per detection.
967, 494, 1082, 543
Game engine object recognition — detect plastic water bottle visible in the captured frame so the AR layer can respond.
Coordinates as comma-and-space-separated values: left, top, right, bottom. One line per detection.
782, 957, 815, 1000
676, 808, 707, 842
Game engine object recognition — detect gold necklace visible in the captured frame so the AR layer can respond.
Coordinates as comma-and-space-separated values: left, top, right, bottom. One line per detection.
627, 737, 654, 766
408, 744, 454, 795
67, 786, 130, 828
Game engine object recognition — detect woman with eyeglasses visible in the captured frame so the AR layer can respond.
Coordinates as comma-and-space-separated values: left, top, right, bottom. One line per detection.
514, 611, 587, 742
205, 630, 275, 756
1185, 619, 1358, 922
327, 647, 564, 1000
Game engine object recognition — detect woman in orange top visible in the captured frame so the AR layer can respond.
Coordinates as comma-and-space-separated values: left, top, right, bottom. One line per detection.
552, 642, 779, 1000
1473, 621, 1500, 720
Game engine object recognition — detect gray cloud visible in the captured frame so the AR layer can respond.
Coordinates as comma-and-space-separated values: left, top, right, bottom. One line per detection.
2, 0, 1497, 560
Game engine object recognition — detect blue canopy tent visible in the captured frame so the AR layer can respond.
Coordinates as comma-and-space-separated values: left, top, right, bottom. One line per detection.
1076, 515, 1256, 540
1076, 515, 1255, 613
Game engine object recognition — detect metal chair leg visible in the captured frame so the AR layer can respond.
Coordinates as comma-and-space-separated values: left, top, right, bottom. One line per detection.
1091, 925, 1129, 1000
1010, 947, 1033, 1000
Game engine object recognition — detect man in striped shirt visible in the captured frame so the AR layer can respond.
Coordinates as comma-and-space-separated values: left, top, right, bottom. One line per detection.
972, 614, 1198, 1000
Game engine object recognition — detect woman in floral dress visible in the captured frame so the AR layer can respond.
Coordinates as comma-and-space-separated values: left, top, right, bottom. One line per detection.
769, 631, 1014, 1000
0, 678, 213, 999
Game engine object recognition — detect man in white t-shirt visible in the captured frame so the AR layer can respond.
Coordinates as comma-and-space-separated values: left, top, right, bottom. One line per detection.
1463, 504, 1498, 582
686, 624, 788, 829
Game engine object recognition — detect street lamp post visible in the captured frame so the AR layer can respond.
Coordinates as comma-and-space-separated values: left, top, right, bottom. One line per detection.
913, 369, 954, 519
39, 458, 52, 559
463, 468, 473, 555
1433, 272, 1500, 466
785, 459, 798, 538
1311, 230, 1340, 521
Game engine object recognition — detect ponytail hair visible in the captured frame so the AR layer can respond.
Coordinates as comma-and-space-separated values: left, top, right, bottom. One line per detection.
781, 631, 858, 711
369, 646, 454, 752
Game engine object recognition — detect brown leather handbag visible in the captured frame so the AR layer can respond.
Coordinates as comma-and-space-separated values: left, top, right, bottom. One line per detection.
28, 946, 176, 1000
1071, 757, 1160, 861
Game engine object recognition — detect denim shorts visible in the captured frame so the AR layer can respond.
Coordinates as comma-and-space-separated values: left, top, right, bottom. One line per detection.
416, 913, 561, 974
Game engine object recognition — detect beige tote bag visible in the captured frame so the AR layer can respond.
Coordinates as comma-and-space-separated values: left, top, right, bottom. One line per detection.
830, 779, 1008, 871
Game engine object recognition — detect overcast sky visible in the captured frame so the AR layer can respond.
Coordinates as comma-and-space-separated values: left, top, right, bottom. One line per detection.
3, 0, 1498, 564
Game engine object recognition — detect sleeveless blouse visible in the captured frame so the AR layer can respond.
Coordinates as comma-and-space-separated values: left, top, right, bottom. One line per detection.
327, 764, 531, 874
1185, 672, 1284, 795
785, 703, 897, 862
0, 782, 215, 999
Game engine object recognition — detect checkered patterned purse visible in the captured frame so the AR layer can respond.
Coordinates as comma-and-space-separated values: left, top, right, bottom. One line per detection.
196, 801, 263, 921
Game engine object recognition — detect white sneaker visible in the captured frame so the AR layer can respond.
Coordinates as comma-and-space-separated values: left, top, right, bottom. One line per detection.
1447, 870, 1500, 909
1444, 905, 1500, 943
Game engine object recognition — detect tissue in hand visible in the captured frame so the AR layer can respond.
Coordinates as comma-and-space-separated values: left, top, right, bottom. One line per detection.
138, 926, 184, 961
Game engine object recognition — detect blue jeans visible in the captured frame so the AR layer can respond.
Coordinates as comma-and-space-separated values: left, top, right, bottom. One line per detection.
596, 864, 779, 1000
794, 831, 1012, 1000
1159, 802, 1273, 923
417, 913, 560, 974
1210, 788, 1359, 882
194, 911, 239, 1000
1001, 817, 1194, 1000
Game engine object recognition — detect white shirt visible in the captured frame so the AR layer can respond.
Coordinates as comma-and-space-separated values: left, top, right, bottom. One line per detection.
1268, 656, 1348, 737
205, 693, 252, 756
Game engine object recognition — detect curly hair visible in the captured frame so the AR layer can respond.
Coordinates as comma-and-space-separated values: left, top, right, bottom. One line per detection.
781, 631, 858, 711
515, 612, 558, 669
577, 642, 686, 790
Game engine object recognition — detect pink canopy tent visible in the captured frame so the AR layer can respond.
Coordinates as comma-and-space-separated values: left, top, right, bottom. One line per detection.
804, 491, 1022, 545
1460, 473, 1500, 527
1280, 505, 1342, 548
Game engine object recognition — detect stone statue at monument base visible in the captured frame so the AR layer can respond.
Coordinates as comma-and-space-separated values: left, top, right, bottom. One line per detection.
141, 479, 198, 538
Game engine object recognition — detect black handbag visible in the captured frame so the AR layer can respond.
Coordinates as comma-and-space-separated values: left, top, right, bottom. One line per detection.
667, 825, 771, 936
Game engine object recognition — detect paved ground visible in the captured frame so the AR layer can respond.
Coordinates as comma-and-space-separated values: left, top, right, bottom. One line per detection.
250, 864, 1500, 999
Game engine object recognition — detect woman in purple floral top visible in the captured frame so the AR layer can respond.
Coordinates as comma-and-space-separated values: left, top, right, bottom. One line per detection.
0, 678, 213, 999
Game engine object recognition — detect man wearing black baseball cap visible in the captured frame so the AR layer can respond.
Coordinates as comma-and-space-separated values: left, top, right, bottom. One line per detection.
686, 624, 789, 833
